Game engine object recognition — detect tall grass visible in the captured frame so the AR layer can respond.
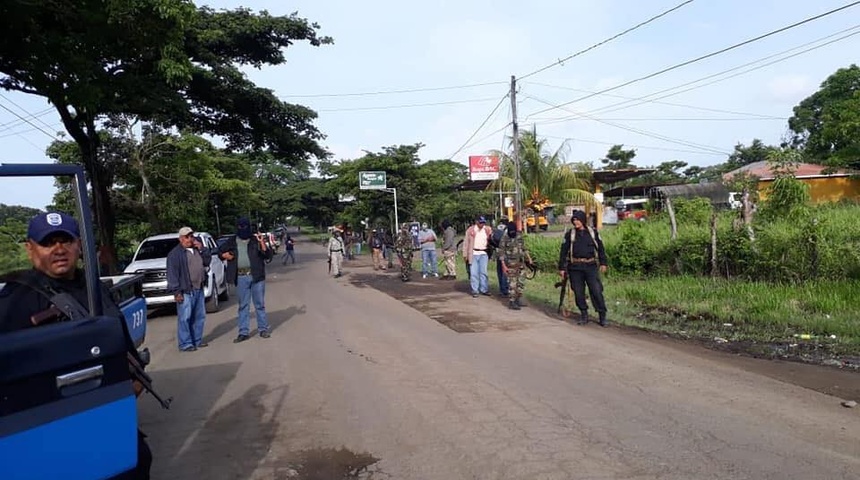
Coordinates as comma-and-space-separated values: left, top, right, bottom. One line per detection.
524, 202, 860, 282
517, 202, 860, 353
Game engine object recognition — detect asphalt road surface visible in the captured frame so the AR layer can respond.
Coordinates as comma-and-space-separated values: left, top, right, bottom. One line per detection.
139, 239, 860, 480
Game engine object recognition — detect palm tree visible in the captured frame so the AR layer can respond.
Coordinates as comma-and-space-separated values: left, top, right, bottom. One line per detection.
489, 127, 598, 221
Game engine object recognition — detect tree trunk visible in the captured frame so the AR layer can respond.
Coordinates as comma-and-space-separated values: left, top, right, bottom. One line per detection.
710, 211, 718, 278
81, 140, 118, 274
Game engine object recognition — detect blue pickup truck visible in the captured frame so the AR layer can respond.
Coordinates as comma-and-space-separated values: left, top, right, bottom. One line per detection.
0, 163, 158, 480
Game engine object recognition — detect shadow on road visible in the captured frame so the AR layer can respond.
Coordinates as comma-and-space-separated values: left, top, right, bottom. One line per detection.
201, 305, 307, 344
166, 383, 289, 479
138, 362, 243, 478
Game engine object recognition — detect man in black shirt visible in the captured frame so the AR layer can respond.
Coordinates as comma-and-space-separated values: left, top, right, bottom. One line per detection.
0, 212, 152, 478
558, 210, 609, 327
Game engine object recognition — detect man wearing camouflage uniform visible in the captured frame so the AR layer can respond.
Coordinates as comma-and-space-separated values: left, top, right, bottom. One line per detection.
394, 223, 414, 282
497, 220, 529, 310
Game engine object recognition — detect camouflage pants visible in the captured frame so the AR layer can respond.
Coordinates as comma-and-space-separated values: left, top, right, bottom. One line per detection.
397, 251, 413, 281
505, 261, 525, 303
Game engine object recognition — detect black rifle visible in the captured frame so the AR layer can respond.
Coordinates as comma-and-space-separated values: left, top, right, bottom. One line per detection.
555, 275, 568, 314
12, 274, 172, 409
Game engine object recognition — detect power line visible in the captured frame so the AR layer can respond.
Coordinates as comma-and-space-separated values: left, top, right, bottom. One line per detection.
579, 26, 860, 118
447, 93, 510, 160
542, 117, 787, 122
281, 81, 507, 99
0, 107, 54, 131
523, 81, 784, 119
0, 122, 64, 140
0, 94, 57, 133
540, 134, 726, 156
317, 97, 499, 112
525, 1, 860, 119
0, 101, 60, 141
519, 0, 697, 80
525, 95, 729, 155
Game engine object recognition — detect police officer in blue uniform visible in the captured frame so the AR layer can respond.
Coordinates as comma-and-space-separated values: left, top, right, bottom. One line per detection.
0, 212, 153, 479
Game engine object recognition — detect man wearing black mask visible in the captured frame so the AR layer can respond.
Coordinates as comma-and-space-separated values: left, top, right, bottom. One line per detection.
221, 217, 273, 342
558, 210, 609, 326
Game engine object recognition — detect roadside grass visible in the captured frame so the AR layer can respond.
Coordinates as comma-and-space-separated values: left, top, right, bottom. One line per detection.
456, 247, 860, 355
519, 271, 860, 355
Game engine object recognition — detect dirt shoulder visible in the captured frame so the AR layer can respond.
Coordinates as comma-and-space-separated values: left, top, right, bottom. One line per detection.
339, 252, 860, 402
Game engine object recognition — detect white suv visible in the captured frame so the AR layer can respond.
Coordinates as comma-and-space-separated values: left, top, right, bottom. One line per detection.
124, 232, 229, 312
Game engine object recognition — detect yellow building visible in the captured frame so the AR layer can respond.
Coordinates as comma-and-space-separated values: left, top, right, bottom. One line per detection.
723, 161, 860, 203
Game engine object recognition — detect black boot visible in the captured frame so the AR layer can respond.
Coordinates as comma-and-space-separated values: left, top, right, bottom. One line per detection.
598, 311, 608, 327
578, 311, 589, 325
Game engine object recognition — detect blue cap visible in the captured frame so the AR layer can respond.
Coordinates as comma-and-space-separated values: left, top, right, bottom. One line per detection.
477, 216, 486, 223
28, 212, 80, 243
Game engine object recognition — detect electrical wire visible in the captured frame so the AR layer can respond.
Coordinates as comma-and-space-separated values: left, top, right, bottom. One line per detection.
0, 107, 54, 131
578, 26, 860, 118
447, 93, 510, 160
524, 1, 860, 119
280, 81, 507, 99
0, 101, 60, 141
523, 81, 784, 119
316, 97, 500, 113
519, 0, 697, 80
525, 95, 729, 155
541, 134, 726, 156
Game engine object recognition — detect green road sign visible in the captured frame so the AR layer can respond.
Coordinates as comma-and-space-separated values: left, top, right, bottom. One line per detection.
359, 171, 386, 190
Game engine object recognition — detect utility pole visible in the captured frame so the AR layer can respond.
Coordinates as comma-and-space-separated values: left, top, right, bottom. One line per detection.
510, 75, 523, 232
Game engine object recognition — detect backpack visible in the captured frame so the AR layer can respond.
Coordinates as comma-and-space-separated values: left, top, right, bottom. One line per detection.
487, 226, 505, 258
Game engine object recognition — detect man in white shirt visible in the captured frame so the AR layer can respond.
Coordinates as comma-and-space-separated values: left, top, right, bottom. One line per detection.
462, 216, 494, 297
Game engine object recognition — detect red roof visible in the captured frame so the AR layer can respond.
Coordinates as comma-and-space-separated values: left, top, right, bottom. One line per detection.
723, 161, 853, 181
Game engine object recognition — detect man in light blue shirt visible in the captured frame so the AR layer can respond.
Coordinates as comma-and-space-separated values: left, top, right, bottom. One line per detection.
417, 222, 439, 279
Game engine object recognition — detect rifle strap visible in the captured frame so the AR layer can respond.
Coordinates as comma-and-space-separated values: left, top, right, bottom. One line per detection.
8, 272, 90, 321
10, 272, 146, 365
566, 227, 600, 264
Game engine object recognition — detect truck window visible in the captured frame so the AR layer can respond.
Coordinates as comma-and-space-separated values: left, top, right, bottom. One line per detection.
134, 239, 178, 261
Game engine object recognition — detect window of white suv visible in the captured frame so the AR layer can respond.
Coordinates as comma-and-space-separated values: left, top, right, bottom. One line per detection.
134, 239, 178, 261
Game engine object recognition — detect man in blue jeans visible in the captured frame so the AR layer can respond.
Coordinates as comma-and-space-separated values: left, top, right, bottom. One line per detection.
222, 218, 274, 343
417, 222, 439, 279
166, 226, 209, 352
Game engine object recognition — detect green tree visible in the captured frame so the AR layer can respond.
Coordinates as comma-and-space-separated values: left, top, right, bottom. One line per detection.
490, 128, 597, 214
0, 1, 331, 270
600, 144, 637, 169
788, 64, 860, 170
759, 148, 810, 220
724, 139, 776, 172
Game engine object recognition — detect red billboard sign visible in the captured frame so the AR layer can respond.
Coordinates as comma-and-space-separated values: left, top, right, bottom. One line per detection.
468, 155, 500, 181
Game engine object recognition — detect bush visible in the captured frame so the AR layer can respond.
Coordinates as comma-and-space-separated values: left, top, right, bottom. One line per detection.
603, 201, 860, 282
525, 233, 561, 272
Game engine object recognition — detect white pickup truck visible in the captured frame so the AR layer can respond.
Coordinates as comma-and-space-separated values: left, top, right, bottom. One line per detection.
123, 232, 229, 313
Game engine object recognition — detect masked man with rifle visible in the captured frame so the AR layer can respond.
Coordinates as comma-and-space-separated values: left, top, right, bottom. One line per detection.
0, 212, 155, 479
558, 210, 609, 327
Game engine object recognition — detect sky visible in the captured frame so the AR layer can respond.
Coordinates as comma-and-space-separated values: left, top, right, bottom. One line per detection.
2, 0, 859, 209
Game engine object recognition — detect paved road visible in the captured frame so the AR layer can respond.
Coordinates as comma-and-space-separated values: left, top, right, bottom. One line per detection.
139, 241, 860, 480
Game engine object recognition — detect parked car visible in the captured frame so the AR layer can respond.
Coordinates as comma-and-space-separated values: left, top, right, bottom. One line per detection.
615, 198, 649, 221
124, 232, 229, 312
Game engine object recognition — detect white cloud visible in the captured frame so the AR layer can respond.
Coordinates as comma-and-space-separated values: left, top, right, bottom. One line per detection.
766, 74, 815, 102
421, 19, 531, 74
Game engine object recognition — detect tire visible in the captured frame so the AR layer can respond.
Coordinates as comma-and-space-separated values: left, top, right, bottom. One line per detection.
205, 273, 220, 313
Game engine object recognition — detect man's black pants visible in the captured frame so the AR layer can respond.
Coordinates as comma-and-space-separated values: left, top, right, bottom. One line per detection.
568, 264, 606, 314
